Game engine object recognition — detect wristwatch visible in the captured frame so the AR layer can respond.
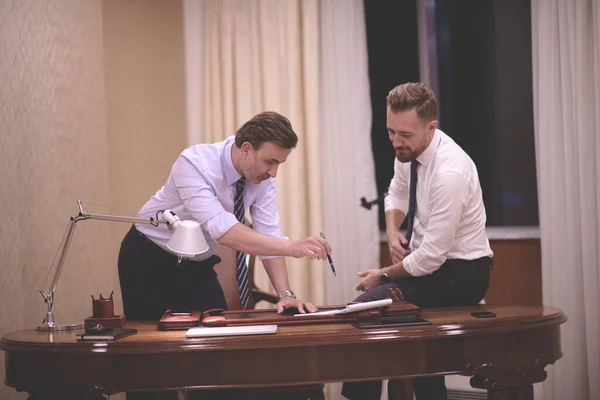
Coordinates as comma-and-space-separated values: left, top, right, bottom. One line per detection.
277, 290, 296, 301
380, 267, 392, 283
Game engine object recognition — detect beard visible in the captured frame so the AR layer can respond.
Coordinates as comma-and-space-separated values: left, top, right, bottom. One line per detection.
248, 174, 270, 184
395, 148, 416, 163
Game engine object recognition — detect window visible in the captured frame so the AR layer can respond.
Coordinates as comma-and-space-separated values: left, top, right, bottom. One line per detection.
364, 0, 538, 230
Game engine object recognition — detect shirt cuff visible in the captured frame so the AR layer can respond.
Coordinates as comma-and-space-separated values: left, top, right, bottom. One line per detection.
259, 255, 284, 261
206, 212, 239, 240
402, 256, 425, 277
384, 195, 408, 213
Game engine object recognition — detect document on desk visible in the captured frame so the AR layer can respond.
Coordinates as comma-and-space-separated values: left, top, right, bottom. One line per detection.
294, 298, 393, 316
186, 325, 278, 338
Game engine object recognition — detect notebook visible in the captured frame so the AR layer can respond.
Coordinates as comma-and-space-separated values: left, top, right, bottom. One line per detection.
186, 324, 278, 338
76, 328, 138, 341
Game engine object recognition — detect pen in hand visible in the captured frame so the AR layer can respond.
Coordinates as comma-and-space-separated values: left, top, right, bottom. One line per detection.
319, 232, 336, 277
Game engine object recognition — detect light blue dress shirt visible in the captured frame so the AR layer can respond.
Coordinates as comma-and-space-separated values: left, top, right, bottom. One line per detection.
136, 136, 284, 261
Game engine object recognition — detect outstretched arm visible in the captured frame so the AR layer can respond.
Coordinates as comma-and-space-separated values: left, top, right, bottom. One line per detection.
171, 157, 331, 260
217, 223, 331, 260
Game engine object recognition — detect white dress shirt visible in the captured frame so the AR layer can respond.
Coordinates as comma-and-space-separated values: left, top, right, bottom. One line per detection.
136, 136, 284, 261
384, 129, 493, 276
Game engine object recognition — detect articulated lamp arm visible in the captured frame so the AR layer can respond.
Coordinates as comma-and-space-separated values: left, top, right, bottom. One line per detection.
38, 200, 201, 331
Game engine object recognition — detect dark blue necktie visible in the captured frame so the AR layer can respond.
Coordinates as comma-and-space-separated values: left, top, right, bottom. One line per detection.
405, 160, 419, 244
234, 176, 249, 308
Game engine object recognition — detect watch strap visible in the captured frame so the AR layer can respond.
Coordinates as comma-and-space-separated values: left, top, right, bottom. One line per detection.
277, 289, 296, 301
380, 267, 392, 283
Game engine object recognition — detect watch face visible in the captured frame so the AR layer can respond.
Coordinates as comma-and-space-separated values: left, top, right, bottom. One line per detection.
278, 290, 296, 300
380, 271, 392, 283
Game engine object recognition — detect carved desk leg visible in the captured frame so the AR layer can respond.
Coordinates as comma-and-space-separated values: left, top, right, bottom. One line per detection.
463, 326, 562, 400
388, 379, 414, 400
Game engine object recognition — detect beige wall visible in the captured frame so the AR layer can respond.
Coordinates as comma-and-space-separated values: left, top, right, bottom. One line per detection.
103, 0, 188, 215
0, 0, 187, 398
102, 0, 189, 313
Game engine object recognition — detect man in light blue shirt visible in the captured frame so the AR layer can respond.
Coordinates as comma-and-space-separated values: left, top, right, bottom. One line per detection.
118, 111, 331, 328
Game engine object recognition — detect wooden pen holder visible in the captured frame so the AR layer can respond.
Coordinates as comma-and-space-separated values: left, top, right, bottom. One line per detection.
93, 298, 115, 318
84, 295, 126, 330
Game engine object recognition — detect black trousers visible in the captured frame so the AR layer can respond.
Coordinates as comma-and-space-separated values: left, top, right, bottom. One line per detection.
342, 256, 492, 400
118, 225, 230, 400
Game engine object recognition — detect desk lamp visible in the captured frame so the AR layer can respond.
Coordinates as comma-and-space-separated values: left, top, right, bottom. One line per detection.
36, 200, 208, 331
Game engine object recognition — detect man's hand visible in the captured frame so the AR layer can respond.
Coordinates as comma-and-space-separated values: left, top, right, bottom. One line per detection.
277, 296, 318, 314
289, 235, 332, 260
387, 230, 411, 264
355, 269, 382, 292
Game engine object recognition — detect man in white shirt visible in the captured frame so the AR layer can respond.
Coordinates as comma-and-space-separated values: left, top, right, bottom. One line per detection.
343, 82, 493, 400
118, 111, 331, 328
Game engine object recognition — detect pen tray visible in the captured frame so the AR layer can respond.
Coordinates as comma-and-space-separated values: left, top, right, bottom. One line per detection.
201, 300, 420, 327
84, 315, 126, 330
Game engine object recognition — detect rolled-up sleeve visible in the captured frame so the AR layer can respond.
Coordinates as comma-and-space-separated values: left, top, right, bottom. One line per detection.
249, 178, 286, 260
384, 159, 410, 213
172, 156, 239, 240
402, 171, 470, 276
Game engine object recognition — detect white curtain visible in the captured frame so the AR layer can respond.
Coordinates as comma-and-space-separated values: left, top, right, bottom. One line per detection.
532, 1, 600, 399
193, 0, 325, 305
320, 1, 378, 399
183, 0, 204, 145
320, 0, 378, 307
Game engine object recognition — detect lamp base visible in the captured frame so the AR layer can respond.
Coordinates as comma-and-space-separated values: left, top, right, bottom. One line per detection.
35, 322, 83, 332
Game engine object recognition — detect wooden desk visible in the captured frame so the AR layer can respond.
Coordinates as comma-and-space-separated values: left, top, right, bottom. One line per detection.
1, 305, 566, 400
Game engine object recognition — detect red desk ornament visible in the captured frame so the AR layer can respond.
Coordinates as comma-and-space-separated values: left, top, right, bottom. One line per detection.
84, 291, 126, 330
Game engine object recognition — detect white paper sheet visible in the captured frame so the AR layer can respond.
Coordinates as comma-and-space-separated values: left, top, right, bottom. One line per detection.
186, 324, 278, 337
293, 298, 393, 316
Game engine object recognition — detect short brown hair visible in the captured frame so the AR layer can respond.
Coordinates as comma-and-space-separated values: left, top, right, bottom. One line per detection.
234, 111, 298, 150
386, 82, 438, 121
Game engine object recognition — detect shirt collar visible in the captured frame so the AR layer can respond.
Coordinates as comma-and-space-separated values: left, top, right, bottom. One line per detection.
223, 136, 243, 186
416, 129, 441, 167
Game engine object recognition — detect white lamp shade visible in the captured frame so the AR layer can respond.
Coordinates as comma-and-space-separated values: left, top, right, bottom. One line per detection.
166, 220, 209, 256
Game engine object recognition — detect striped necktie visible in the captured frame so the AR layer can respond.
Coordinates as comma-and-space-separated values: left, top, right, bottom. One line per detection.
405, 160, 419, 244
234, 176, 249, 308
